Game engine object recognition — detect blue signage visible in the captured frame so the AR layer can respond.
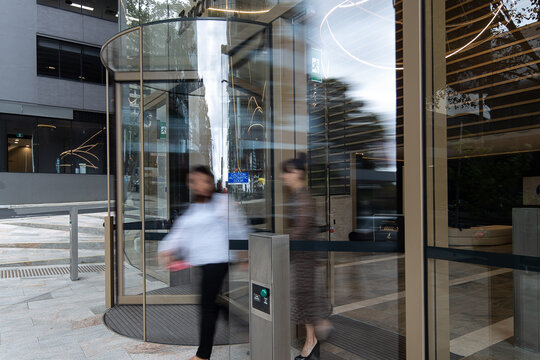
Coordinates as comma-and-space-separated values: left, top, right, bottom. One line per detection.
228, 172, 249, 184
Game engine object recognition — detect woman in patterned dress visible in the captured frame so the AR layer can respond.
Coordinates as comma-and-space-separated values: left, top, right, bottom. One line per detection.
282, 154, 332, 360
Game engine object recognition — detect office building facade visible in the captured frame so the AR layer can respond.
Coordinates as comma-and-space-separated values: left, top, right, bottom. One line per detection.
0, 0, 117, 204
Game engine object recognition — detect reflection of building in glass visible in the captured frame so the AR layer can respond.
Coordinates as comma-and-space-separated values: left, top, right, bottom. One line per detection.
225, 27, 270, 202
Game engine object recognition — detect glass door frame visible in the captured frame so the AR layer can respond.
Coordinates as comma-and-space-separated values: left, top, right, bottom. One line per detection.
114, 71, 202, 306
402, 0, 427, 359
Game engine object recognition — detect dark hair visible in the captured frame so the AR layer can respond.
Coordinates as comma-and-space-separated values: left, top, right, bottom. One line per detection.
282, 152, 307, 174
190, 165, 215, 181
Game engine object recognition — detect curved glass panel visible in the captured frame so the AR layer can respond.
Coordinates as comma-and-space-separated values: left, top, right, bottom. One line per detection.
103, 9, 406, 358
116, 81, 144, 335
102, 28, 140, 73
142, 21, 197, 71
117, 0, 284, 30
101, 18, 272, 344
119, 0, 192, 29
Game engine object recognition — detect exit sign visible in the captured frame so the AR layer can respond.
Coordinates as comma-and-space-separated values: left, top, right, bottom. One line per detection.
311, 48, 322, 83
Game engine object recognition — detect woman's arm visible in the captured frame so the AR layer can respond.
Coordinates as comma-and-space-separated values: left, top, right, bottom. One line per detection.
157, 215, 186, 267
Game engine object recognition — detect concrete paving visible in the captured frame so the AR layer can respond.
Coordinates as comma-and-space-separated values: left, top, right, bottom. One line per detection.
0, 212, 245, 359
0, 270, 229, 360
0, 213, 106, 267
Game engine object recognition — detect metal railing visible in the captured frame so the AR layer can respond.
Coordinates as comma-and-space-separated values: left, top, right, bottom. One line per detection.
0, 200, 111, 281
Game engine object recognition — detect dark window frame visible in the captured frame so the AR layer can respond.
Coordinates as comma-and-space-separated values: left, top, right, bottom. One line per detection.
37, 36, 106, 85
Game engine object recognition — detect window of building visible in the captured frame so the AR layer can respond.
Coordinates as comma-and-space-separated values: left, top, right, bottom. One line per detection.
36, 38, 59, 77
37, 36, 106, 84
59, 43, 82, 80
37, 0, 118, 23
1, 113, 110, 175
82, 47, 103, 83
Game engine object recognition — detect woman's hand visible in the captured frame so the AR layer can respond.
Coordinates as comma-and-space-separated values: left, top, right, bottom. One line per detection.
157, 250, 174, 269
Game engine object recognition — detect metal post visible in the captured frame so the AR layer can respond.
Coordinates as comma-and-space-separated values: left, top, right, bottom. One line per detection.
104, 216, 114, 308
249, 233, 290, 360
70, 207, 79, 281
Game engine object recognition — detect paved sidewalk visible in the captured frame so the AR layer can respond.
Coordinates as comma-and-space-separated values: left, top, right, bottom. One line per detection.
0, 213, 106, 267
0, 269, 231, 360
0, 214, 308, 360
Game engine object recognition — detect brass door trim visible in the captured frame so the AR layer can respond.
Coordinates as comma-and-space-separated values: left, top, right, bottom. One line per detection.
403, 0, 426, 358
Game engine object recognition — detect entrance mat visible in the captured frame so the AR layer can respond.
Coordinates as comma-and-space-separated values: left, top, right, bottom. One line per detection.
326, 315, 464, 360
104, 304, 248, 345
105, 306, 465, 359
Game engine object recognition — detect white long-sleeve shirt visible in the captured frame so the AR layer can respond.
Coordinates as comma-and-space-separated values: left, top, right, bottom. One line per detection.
158, 193, 248, 266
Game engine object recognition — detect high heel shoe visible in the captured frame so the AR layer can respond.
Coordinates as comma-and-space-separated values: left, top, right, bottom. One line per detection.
295, 340, 320, 360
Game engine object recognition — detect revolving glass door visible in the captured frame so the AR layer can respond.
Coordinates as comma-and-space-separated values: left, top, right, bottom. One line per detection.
102, 18, 271, 343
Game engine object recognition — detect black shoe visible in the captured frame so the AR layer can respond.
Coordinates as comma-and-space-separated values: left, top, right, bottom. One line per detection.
295, 341, 319, 360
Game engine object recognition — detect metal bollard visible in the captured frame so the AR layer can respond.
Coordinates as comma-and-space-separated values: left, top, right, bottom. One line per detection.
70, 207, 78, 281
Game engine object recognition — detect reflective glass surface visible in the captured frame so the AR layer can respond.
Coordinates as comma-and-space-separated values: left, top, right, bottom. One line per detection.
425, 0, 540, 358
119, 81, 144, 302
104, 6, 405, 357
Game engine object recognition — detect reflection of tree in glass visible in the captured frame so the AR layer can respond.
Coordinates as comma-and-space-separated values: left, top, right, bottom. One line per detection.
444, 1, 540, 228
124, 0, 191, 24
500, 0, 539, 28
445, 0, 540, 112
308, 78, 387, 196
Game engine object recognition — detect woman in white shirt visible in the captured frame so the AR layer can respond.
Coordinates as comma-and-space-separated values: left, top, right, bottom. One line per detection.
158, 166, 247, 360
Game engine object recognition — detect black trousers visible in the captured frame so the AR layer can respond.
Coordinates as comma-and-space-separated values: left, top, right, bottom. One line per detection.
196, 262, 229, 359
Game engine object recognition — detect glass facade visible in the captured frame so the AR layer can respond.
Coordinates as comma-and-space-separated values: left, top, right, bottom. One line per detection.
425, 0, 540, 359
98, 0, 540, 359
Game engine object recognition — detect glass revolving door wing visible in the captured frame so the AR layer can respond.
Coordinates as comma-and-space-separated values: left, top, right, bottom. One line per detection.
101, 18, 270, 345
